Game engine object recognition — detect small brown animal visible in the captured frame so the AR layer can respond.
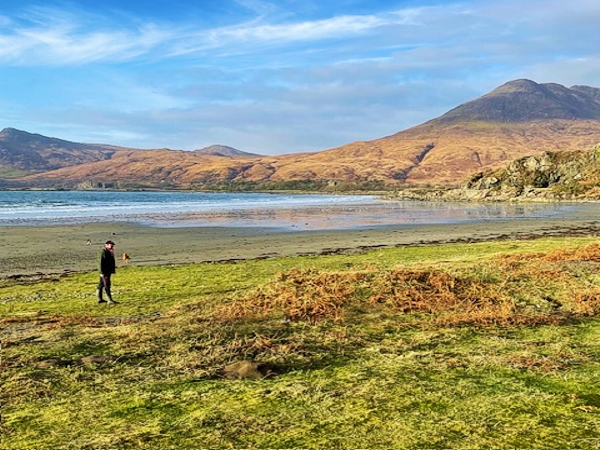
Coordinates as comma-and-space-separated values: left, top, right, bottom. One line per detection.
121, 252, 131, 264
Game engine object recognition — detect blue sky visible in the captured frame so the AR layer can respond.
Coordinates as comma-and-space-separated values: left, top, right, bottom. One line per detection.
0, 0, 599, 154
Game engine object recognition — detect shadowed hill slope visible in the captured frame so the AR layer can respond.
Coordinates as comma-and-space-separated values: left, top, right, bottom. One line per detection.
0, 128, 120, 175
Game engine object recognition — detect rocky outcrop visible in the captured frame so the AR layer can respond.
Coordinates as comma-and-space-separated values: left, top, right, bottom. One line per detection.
465, 146, 600, 199
389, 146, 600, 202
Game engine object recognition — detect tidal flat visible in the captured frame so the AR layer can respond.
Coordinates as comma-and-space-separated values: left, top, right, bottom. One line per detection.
1, 207, 600, 279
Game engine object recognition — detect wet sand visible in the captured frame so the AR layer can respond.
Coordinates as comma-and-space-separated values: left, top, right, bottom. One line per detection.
1, 211, 600, 280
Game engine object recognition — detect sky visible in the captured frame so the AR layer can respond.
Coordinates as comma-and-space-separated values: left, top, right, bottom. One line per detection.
0, 0, 599, 155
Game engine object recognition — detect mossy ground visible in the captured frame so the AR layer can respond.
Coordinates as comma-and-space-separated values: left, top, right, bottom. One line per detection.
2, 237, 600, 449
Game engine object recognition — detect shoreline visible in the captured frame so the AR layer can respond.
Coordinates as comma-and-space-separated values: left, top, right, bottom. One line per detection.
2, 214, 600, 280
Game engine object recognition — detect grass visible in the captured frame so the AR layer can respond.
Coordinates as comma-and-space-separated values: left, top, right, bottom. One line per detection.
0, 167, 30, 179
2, 237, 600, 449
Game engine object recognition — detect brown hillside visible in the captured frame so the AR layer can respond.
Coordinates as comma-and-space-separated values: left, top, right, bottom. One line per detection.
18, 150, 260, 188
18, 119, 600, 188
244, 119, 600, 186
389, 120, 600, 184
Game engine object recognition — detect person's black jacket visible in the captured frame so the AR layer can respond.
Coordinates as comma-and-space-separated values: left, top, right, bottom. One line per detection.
99, 248, 116, 275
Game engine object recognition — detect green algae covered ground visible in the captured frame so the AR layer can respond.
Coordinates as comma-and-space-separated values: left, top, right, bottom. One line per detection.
2, 237, 600, 449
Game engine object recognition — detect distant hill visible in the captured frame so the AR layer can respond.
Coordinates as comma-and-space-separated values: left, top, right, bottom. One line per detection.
194, 145, 262, 158
0, 128, 120, 175
4, 79, 600, 189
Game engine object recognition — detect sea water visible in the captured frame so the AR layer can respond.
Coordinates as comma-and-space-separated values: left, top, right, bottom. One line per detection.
0, 190, 581, 230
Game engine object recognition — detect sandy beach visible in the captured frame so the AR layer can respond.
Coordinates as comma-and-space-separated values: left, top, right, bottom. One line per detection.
2, 208, 600, 280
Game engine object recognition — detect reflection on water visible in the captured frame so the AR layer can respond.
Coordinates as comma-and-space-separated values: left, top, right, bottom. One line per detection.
0, 188, 587, 230
136, 201, 580, 230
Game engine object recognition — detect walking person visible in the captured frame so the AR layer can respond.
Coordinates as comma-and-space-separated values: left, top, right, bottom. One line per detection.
97, 240, 119, 304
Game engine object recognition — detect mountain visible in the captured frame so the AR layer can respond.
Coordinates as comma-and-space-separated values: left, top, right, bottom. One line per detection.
290, 79, 600, 185
437, 79, 600, 123
4, 79, 600, 189
0, 128, 121, 174
194, 145, 262, 158
0, 128, 128, 179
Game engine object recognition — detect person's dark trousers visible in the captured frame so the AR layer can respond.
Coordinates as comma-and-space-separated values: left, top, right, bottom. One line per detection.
97, 275, 114, 303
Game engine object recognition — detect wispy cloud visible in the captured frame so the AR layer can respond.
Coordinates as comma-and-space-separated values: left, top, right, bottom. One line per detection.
0, 6, 169, 65
0, 4, 426, 65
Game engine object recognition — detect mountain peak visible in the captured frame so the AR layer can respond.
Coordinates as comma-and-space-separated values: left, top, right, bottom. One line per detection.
194, 145, 262, 157
436, 79, 600, 123
492, 79, 540, 92
0, 127, 35, 141
0, 127, 19, 133
0, 127, 81, 147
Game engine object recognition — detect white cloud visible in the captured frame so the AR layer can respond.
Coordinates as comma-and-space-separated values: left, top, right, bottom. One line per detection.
0, 6, 169, 65
167, 12, 405, 58
0, 4, 429, 65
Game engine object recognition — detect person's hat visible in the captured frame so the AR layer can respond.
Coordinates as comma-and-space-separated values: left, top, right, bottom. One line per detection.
105, 240, 116, 245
